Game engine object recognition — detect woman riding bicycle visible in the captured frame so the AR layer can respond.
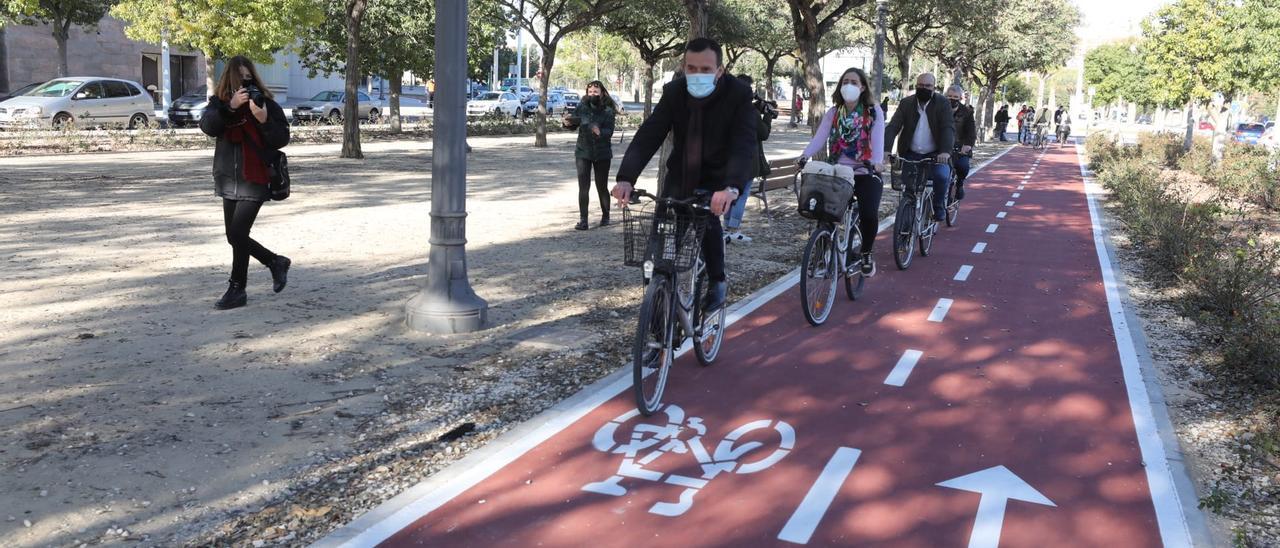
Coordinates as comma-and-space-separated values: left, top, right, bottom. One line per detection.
798, 67, 885, 276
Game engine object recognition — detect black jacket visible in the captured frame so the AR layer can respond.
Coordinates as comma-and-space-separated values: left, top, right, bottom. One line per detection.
994, 109, 1010, 124
884, 90, 955, 156
200, 96, 290, 202
616, 76, 757, 195
751, 98, 772, 179
574, 99, 615, 162
953, 104, 977, 149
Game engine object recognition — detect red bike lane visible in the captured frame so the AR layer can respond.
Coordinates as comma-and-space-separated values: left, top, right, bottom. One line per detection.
340, 145, 1189, 547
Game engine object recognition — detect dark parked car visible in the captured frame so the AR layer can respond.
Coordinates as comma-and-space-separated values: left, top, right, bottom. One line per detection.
0, 82, 43, 104
1233, 122, 1266, 145
166, 86, 208, 128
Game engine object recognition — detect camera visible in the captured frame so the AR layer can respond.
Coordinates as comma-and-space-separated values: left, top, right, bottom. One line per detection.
753, 95, 778, 121
245, 84, 265, 108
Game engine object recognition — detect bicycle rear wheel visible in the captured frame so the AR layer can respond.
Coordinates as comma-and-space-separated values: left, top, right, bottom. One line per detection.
800, 225, 838, 326
894, 200, 916, 270
693, 261, 726, 366
843, 212, 864, 301
919, 192, 935, 257
633, 275, 676, 416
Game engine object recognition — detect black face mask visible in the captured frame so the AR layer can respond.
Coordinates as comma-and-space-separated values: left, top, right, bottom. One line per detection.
949, 98, 961, 110
915, 87, 932, 103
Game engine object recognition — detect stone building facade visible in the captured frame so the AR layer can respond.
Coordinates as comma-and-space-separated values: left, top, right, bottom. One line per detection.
1, 16, 206, 100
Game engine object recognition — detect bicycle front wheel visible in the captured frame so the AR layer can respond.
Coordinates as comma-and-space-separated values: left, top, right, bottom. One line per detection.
893, 200, 916, 270
633, 275, 676, 416
693, 261, 726, 366
946, 179, 960, 227
919, 193, 935, 257
800, 225, 838, 326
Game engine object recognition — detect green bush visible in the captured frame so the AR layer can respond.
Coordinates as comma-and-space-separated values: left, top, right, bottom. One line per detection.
1098, 158, 1220, 275
1136, 131, 1185, 168
1190, 237, 1280, 322
1218, 142, 1278, 209
1177, 135, 1216, 182
1219, 300, 1280, 386
1085, 133, 1125, 171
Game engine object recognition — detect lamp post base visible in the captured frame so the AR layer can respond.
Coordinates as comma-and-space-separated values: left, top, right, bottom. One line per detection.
404, 289, 488, 334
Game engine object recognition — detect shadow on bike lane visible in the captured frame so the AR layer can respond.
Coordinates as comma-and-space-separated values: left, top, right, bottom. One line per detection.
335, 145, 1188, 547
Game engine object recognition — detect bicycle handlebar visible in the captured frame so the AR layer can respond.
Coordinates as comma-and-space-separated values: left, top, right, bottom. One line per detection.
631, 188, 712, 210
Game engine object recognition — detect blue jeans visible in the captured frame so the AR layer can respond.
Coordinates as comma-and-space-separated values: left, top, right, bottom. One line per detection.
901, 151, 952, 220
953, 153, 971, 186
724, 180, 752, 229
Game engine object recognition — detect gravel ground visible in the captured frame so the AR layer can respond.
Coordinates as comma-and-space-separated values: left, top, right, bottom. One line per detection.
1092, 167, 1280, 546
0, 124, 1007, 546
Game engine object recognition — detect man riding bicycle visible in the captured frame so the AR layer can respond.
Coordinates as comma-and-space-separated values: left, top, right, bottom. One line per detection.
884, 73, 955, 223
612, 38, 758, 313
946, 84, 976, 201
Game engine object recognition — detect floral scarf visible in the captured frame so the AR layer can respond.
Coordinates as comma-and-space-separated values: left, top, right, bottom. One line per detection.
827, 103, 874, 162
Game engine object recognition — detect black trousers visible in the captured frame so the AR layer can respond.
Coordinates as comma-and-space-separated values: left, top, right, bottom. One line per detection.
576, 157, 611, 220
223, 198, 277, 284
852, 174, 883, 254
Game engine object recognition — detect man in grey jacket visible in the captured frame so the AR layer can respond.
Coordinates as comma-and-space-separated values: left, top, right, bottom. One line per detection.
884, 73, 956, 222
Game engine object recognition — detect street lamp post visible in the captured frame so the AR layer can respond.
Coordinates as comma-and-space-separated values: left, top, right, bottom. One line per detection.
404, 0, 488, 333
872, 0, 888, 100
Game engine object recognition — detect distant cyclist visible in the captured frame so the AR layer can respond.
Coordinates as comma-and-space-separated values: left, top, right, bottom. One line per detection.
946, 84, 976, 200
612, 37, 758, 313
1033, 107, 1050, 145
884, 72, 955, 223
797, 67, 886, 277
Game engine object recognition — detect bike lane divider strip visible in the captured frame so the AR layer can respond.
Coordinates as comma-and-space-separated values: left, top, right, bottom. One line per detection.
972, 242, 987, 254
1005, 201, 1015, 207
777, 447, 864, 544
927, 298, 954, 322
1012, 192, 1021, 198
883, 349, 925, 387
996, 212, 1007, 219
985, 224, 998, 233
954, 265, 973, 282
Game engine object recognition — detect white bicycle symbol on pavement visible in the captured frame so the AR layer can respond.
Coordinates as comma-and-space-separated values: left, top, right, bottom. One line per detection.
582, 404, 796, 517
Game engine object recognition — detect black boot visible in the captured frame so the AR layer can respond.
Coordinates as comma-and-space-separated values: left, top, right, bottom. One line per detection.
575, 219, 589, 231
215, 279, 247, 310
700, 280, 727, 313
600, 212, 611, 227
269, 255, 291, 293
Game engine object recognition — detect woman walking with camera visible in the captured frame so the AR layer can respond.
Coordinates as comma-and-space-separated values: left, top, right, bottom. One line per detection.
797, 67, 885, 277
572, 80, 617, 230
200, 55, 291, 310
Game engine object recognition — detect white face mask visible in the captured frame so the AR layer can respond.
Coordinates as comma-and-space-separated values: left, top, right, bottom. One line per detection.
840, 84, 860, 103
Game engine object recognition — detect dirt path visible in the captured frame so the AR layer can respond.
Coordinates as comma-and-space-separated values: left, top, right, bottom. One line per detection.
0, 127, 1008, 546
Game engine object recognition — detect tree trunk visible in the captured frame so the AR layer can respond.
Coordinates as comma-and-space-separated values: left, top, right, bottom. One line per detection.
342, 0, 368, 159
204, 53, 217, 93
764, 56, 778, 101
800, 42, 825, 135
896, 52, 912, 94
389, 70, 403, 133
643, 61, 656, 118
0, 26, 9, 94
1035, 74, 1045, 110
54, 26, 70, 78
1182, 101, 1194, 152
684, 0, 708, 39
534, 45, 556, 148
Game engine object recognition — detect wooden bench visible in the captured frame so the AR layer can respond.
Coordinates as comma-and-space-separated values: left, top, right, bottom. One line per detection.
750, 157, 801, 211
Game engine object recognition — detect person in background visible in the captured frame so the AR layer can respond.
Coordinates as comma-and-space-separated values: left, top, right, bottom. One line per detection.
994, 104, 1011, 141
881, 95, 890, 116
199, 55, 291, 310
946, 84, 976, 200
798, 67, 886, 276
1016, 105, 1029, 144
884, 72, 955, 223
724, 74, 776, 243
573, 80, 618, 230
791, 92, 804, 128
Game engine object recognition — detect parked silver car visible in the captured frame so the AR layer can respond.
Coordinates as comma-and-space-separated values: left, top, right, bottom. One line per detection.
521, 92, 567, 115
0, 77, 154, 129
292, 91, 382, 123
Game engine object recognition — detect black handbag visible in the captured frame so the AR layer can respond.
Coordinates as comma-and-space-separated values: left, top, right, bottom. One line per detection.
246, 121, 290, 201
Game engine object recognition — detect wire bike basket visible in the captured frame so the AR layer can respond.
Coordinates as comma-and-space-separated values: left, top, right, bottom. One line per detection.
623, 202, 707, 273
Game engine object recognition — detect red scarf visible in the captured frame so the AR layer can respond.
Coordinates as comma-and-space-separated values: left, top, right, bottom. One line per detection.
225, 108, 270, 185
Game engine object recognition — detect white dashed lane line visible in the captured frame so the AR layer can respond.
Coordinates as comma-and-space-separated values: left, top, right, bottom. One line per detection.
954, 265, 973, 281
986, 224, 999, 233
927, 298, 954, 322
883, 350, 925, 387
1006, 201, 1016, 207
997, 211, 1007, 219
1012, 192, 1021, 197
972, 242, 987, 253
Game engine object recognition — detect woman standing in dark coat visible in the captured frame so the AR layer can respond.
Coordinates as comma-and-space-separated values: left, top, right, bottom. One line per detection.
573, 80, 617, 230
199, 56, 291, 310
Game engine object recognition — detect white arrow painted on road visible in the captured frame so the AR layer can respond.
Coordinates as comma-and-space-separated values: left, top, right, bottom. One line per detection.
937, 466, 1056, 548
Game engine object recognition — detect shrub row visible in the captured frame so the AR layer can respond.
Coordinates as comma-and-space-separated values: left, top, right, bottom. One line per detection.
1088, 135, 1280, 386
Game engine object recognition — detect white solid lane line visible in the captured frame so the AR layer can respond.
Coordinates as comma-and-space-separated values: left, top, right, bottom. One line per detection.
955, 265, 973, 281
997, 211, 1007, 219
972, 242, 987, 253
986, 224, 998, 233
883, 350, 925, 387
1006, 201, 1016, 207
777, 447, 863, 544
928, 298, 954, 322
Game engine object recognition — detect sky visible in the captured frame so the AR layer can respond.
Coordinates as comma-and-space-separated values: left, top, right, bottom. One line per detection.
1073, 0, 1169, 47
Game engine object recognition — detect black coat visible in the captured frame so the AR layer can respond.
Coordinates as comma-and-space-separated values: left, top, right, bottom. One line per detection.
953, 104, 977, 149
884, 90, 955, 156
574, 99, 616, 162
994, 109, 1011, 124
200, 96, 290, 202
616, 76, 757, 195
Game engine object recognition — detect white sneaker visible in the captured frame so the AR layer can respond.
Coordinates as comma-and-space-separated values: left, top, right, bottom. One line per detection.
726, 231, 753, 243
